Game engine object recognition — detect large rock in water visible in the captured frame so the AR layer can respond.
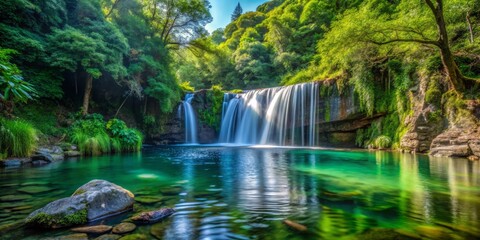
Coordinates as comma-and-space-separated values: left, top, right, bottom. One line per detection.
26, 180, 134, 228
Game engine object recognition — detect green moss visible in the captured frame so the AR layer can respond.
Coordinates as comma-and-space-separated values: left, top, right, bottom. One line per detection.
26, 209, 87, 228
427, 110, 442, 122
72, 189, 86, 196
230, 89, 243, 93
197, 85, 225, 131
324, 100, 331, 122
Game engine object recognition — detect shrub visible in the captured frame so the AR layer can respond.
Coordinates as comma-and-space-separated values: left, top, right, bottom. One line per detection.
70, 115, 110, 156
0, 118, 37, 158
374, 135, 392, 149
106, 118, 143, 152
179, 81, 195, 92
69, 114, 143, 155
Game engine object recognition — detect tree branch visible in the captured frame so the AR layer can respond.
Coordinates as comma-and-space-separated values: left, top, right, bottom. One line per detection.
105, 0, 121, 19
424, 0, 437, 12
366, 38, 440, 47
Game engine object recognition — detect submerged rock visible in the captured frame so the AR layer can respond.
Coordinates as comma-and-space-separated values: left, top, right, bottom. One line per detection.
283, 220, 307, 232
18, 186, 53, 194
94, 234, 122, 240
357, 228, 419, 240
71, 225, 112, 234
134, 196, 163, 204
0, 194, 32, 202
112, 222, 136, 234
118, 234, 148, 240
415, 225, 451, 240
26, 180, 134, 228
42, 233, 88, 240
130, 208, 175, 224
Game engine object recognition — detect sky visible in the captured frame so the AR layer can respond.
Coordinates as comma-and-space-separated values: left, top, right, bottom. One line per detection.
205, 0, 269, 33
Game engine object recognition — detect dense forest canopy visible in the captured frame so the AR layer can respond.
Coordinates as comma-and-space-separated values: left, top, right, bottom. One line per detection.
0, 0, 212, 116
175, 0, 479, 92
1, 0, 479, 130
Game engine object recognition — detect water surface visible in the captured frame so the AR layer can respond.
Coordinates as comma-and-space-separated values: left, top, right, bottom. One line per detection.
1, 146, 479, 239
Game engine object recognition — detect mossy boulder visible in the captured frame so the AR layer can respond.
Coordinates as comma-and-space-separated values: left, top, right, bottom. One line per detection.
25, 195, 88, 228
26, 180, 134, 228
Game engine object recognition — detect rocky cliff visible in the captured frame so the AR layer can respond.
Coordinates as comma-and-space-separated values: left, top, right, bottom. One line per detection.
150, 90, 218, 145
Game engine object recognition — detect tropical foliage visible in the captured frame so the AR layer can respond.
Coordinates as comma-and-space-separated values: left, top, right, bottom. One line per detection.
70, 114, 142, 155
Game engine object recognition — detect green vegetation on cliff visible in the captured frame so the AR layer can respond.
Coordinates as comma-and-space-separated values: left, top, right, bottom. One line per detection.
0, 0, 479, 150
177, 0, 479, 149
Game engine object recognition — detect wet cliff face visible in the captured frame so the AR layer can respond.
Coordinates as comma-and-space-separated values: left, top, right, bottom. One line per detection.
400, 75, 445, 153
150, 90, 218, 145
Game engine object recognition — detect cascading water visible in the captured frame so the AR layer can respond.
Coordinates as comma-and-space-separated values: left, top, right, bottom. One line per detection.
219, 82, 355, 146
178, 93, 198, 144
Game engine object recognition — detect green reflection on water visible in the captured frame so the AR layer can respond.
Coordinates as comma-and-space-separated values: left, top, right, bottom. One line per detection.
0, 147, 479, 239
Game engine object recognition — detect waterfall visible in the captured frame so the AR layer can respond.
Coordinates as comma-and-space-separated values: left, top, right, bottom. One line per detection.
178, 93, 198, 144
219, 82, 322, 146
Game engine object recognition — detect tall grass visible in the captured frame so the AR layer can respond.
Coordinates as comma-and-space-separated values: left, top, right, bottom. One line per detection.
0, 118, 37, 158
71, 130, 111, 156
69, 116, 143, 156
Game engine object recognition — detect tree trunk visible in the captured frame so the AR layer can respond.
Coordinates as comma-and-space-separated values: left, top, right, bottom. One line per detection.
466, 12, 474, 43
82, 75, 93, 116
429, 0, 466, 92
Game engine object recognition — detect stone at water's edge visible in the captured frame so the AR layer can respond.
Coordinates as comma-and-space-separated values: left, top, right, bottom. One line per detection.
0, 158, 31, 167
26, 180, 134, 228
130, 208, 175, 224
430, 127, 480, 158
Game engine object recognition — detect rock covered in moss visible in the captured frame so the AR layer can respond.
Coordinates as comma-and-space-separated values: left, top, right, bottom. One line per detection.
25, 195, 88, 228
26, 180, 134, 228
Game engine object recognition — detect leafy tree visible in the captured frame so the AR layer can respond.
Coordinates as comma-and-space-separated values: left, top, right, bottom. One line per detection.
142, 0, 212, 47
47, 22, 127, 115
0, 0, 67, 99
231, 2, 243, 22
210, 28, 225, 45
317, 0, 479, 92
0, 48, 36, 109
